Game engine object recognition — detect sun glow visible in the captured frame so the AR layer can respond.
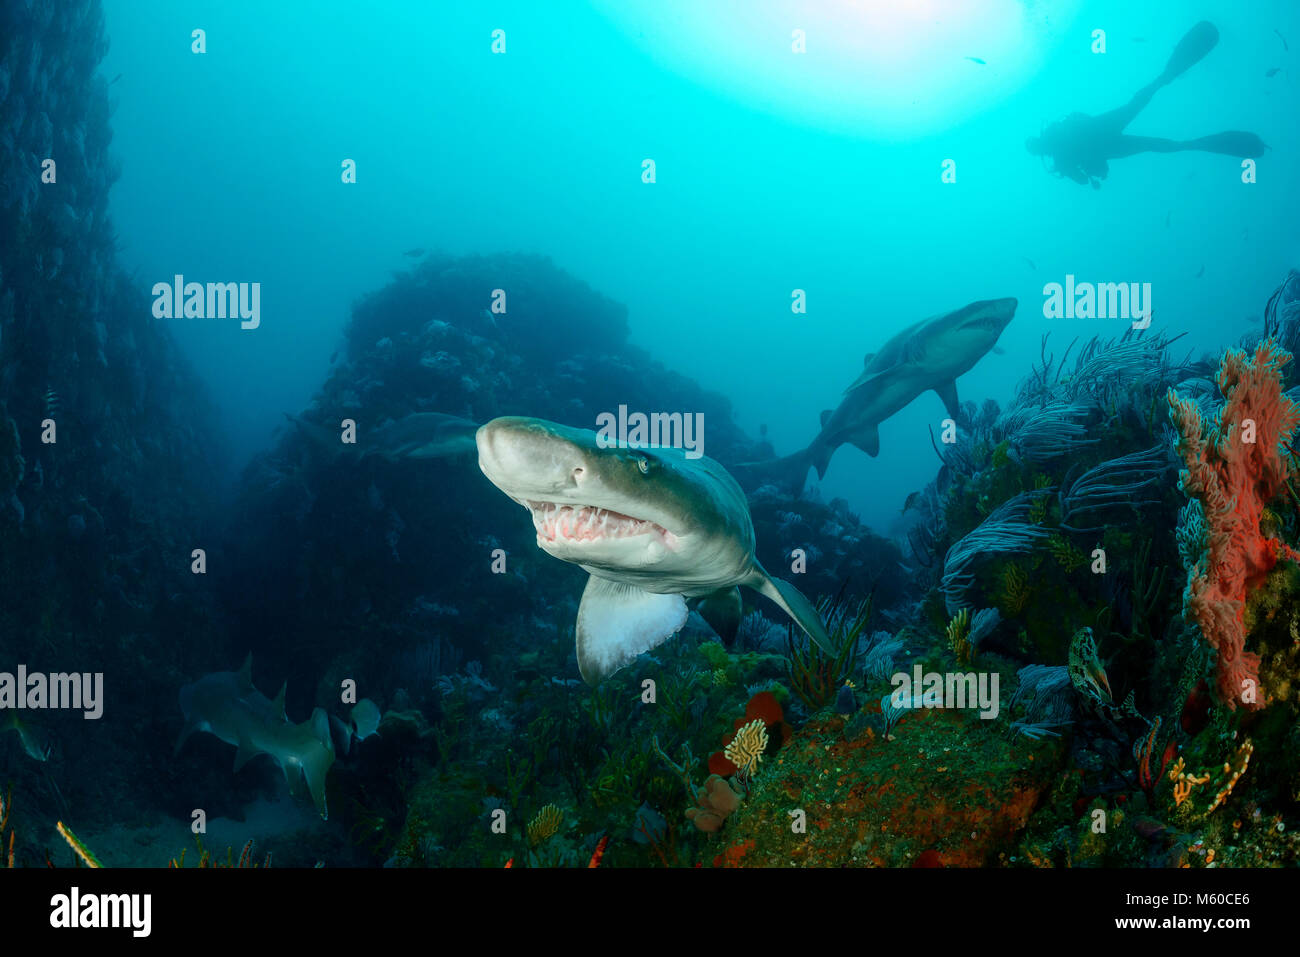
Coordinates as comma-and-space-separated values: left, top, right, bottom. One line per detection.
597, 0, 1078, 135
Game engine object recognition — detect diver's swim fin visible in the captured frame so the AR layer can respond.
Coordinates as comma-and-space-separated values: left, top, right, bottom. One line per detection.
1157, 21, 1219, 85
1182, 131, 1269, 158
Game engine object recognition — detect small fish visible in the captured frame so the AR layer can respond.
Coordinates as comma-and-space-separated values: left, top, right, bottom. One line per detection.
1132, 36, 1147, 43
1194, 265, 1205, 279
1265, 67, 1280, 78
1276, 28, 1289, 51
901, 490, 921, 514
402, 247, 424, 258
964, 56, 986, 65
1020, 255, 1037, 271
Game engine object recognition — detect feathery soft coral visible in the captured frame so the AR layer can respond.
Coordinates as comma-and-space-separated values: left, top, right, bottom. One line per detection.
1167, 339, 1300, 710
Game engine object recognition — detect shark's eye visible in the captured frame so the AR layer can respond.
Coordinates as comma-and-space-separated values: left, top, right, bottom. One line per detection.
635, 455, 650, 475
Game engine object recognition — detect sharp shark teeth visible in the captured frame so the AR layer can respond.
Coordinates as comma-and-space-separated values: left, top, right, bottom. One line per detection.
527, 501, 666, 544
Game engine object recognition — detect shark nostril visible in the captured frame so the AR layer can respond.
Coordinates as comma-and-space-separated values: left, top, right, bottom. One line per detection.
572, 467, 585, 483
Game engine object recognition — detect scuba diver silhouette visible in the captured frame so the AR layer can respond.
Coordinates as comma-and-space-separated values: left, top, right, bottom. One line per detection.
1026, 21, 1267, 187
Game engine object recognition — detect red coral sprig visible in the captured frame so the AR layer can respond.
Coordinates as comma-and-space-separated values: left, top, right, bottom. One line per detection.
1167, 339, 1300, 710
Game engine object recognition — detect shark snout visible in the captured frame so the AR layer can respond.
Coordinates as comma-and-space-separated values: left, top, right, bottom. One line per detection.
476, 416, 588, 498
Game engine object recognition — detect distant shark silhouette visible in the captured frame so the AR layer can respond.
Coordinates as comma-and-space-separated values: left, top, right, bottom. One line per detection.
288, 412, 479, 462
175, 655, 335, 820
476, 416, 831, 684
738, 297, 1017, 491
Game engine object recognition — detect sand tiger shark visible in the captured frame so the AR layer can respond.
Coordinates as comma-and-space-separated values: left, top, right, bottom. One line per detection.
288, 412, 480, 462
175, 655, 335, 820
740, 297, 1017, 490
476, 416, 832, 684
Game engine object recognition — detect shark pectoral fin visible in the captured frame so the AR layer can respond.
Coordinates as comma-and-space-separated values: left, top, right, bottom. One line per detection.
576, 576, 689, 685
935, 380, 960, 419
849, 426, 880, 457
302, 709, 336, 820
819, 409, 832, 428
233, 737, 258, 772
752, 570, 832, 655
695, 586, 743, 646
174, 721, 199, 756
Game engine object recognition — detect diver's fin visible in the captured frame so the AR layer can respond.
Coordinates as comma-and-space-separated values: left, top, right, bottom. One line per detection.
576, 576, 688, 685
934, 380, 960, 419
237, 653, 254, 693
302, 709, 335, 820
849, 425, 881, 458
1181, 131, 1268, 158
233, 736, 258, 772
695, 587, 743, 646
750, 569, 832, 655
1158, 21, 1219, 85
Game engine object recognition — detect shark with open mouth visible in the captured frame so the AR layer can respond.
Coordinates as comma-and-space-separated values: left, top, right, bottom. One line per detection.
476, 417, 832, 684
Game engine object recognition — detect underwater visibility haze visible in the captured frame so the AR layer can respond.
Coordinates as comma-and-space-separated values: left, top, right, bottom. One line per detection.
4, 0, 1300, 882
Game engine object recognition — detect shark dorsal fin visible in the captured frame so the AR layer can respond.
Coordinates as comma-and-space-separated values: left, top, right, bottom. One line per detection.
238, 653, 255, 693
819, 409, 832, 427
862, 351, 876, 367
273, 682, 288, 721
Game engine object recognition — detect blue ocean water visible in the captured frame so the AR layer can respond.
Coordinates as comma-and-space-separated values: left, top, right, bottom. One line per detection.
6, 0, 1300, 878
102, 0, 1298, 529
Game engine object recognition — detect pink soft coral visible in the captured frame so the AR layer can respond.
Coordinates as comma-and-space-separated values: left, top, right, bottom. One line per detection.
1167, 339, 1300, 710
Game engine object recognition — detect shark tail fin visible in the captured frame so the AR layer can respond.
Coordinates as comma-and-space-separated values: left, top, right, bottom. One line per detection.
301, 708, 336, 820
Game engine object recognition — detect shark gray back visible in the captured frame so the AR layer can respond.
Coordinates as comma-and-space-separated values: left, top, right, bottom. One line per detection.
476, 416, 831, 684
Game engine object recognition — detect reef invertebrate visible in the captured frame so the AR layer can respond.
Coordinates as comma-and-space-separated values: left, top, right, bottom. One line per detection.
1167, 339, 1300, 709
724, 719, 768, 783
942, 492, 1049, 614
527, 804, 564, 846
946, 608, 972, 664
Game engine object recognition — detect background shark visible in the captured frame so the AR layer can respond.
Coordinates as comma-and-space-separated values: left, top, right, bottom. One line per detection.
476, 416, 832, 684
744, 297, 1017, 491
288, 412, 480, 462
175, 655, 335, 820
